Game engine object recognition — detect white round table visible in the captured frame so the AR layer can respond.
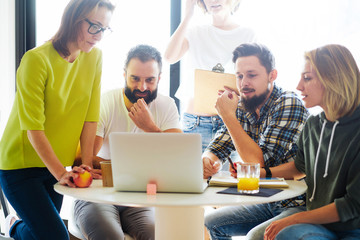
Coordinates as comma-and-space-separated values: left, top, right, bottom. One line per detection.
55, 179, 307, 240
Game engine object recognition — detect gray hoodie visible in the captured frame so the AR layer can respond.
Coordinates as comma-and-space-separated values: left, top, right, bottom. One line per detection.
295, 106, 360, 231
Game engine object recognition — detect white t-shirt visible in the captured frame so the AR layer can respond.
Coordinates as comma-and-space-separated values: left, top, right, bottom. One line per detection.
176, 25, 257, 100
97, 88, 181, 159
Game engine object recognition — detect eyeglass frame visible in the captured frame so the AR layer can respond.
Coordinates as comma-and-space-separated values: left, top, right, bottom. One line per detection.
84, 19, 112, 35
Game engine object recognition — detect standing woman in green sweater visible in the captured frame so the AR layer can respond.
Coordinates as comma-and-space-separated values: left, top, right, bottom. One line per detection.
0, 0, 114, 239
252, 44, 360, 240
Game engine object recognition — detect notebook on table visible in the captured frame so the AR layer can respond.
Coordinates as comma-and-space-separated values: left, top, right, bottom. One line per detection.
109, 132, 207, 193
209, 171, 289, 188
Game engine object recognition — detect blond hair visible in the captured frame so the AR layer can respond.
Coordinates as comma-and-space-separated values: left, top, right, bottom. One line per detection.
197, 0, 241, 14
305, 44, 360, 121
52, 0, 115, 57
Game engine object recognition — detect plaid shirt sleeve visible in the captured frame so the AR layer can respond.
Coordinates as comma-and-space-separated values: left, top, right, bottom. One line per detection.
263, 92, 309, 208
260, 93, 309, 167
206, 122, 236, 163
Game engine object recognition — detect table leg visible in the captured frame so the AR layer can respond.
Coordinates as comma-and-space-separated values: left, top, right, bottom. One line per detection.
155, 206, 204, 240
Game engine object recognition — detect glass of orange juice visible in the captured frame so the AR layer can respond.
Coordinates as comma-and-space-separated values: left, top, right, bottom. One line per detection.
237, 163, 260, 194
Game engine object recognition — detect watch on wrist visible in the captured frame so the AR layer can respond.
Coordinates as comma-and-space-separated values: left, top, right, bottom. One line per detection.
263, 166, 272, 179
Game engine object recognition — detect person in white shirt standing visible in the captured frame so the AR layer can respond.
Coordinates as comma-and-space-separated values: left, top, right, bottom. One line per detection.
74, 45, 182, 240
165, 0, 256, 151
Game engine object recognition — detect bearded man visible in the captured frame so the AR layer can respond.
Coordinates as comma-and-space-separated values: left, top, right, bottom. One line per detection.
74, 44, 181, 240
202, 42, 309, 239
202, 42, 308, 178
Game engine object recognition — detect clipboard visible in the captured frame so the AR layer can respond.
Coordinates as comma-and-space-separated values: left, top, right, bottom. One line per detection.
194, 68, 237, 115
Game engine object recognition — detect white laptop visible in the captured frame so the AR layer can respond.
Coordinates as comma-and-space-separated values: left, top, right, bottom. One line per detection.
109, 132, 208, 193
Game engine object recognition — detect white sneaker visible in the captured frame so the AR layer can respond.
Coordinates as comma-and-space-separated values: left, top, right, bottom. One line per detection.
4, 214, 18, 237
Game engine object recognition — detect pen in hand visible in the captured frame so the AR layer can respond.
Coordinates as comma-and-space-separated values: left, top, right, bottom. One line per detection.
227, 156, 237, 173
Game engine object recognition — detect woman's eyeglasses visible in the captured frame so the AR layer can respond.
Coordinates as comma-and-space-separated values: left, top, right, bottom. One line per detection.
85, 19, 112, 35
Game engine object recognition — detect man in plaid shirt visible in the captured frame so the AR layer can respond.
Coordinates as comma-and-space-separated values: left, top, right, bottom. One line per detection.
203, 43, 309, 240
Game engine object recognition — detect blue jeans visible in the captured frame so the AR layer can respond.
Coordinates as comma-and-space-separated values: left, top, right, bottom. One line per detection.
276, 223, 360, 240
206, 203, 360, 240
182, 113, 224, 151
205, 202, 303, 240
0, 168, 69, 240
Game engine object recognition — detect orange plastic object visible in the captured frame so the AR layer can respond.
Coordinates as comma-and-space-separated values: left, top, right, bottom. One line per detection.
147, 183, 157, 195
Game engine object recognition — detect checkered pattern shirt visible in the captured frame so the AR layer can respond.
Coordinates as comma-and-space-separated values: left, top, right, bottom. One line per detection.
207, 84, 309, 207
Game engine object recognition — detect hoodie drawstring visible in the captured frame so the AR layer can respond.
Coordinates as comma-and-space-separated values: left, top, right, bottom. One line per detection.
309, 119, 339, 202
309, 120, 327, 202
323, 120, 339, 178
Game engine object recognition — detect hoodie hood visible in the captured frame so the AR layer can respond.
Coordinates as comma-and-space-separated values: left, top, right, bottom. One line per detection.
318, 106, 360, 125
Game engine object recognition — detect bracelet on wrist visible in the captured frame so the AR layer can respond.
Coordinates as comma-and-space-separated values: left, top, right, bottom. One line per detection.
263, 166, 272, 179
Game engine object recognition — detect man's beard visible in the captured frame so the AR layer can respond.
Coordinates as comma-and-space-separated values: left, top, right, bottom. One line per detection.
124, 85, 158, 104
241, 88, 270, 113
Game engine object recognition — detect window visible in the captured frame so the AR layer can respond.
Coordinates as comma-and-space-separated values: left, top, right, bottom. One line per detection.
0, 0, 15, 138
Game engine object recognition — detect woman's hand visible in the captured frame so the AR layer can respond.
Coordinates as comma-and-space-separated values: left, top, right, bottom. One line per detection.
58, 166, 86, 187
264, 215, 298, 240
59, 165, 101, 187
264, 203, 340, 240
184, 0, 197, 20
78, 164, 102, 179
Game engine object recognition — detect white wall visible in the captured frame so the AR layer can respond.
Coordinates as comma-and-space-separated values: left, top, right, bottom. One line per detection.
0, 0, 16, 138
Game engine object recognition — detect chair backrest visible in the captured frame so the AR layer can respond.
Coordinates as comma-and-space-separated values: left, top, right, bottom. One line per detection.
0, 185, 10, 218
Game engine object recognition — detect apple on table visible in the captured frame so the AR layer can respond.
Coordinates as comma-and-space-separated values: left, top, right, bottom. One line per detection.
74, 170, 93, 188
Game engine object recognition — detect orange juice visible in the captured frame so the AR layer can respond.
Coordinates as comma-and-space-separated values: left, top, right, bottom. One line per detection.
237, 163, 260, 194
237, 177, 259, 193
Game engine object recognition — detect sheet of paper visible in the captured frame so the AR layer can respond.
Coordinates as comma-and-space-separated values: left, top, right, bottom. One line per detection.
194, 69, 237, 115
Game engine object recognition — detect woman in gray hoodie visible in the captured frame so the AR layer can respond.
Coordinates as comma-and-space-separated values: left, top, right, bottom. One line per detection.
251, 44, 360, 240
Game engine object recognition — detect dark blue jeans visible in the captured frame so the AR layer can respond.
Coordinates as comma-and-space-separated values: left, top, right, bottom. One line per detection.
0, 168, 69, 240
206, 203, 360, 240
